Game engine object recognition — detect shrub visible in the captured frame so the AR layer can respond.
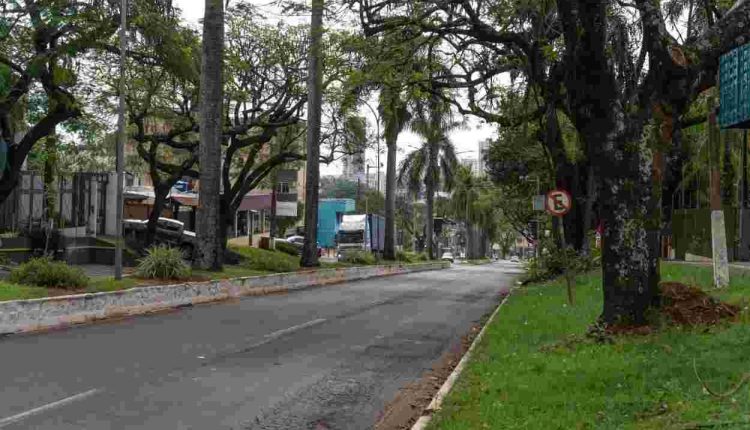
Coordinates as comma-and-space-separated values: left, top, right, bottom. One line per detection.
521, 245, 599, 284
232, 246, 300, 272
274, 240, 300, 256
415, 252, 429, 261
9, 257, 89, 289
395, 250, 411, 262
340, 250, 377, 265
136, 246, 191, 280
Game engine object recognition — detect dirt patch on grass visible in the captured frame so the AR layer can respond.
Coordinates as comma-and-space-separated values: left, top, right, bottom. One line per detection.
660, 282, 739, 326
607, 282, 739, 336
373, 324, 481, 430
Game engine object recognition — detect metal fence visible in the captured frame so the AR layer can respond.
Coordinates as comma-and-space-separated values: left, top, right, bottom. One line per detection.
0, 171, 111, 235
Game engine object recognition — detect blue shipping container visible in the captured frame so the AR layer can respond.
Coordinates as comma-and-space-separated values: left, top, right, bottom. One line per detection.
317, 199, 356, 248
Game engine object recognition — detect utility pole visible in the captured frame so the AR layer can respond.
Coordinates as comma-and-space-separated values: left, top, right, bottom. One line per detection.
362, 101, 382, 194
114, 0, 127, 280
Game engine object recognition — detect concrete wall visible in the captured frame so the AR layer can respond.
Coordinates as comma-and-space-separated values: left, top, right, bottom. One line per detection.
0, 262, 448, 335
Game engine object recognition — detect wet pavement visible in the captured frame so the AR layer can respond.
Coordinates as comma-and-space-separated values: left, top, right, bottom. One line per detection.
0, 262, 520, 430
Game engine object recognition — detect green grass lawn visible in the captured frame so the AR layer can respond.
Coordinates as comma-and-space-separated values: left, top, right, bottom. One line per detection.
0, 281, 48, 301
428, 262, 750, 430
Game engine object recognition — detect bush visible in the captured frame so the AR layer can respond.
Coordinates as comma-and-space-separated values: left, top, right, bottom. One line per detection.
521, 245, 599, 284
340, 250, 377, 265
395, 250, 412, 263
136, 246, 191, 280
415, 252, 429, 261
274, 240, 300, 256
232, 246, 300, 272
9, 257, 89, 289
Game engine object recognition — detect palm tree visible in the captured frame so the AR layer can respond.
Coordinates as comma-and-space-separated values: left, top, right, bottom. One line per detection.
451, 165, 480, 258
301, 0, 324, 267
451, 166, 499, 259
398, 94, 458, 259
196, 0, 224, 270
380, 86, 411, 260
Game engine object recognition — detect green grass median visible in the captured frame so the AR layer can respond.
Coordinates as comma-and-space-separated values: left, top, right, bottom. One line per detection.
428, 262, 750, 430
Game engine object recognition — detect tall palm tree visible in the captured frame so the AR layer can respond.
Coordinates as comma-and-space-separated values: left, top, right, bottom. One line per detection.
301, 0, 324, 267
380, 86, 411, 260
196, 0, 224, 270
451, 166, 499, 258
451, 165, 479, 258
398, 94, 458, 259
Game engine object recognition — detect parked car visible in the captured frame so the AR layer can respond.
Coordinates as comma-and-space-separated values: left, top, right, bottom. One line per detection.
285, 235, 323, 257
441, 252, 454, 263
123, 217, 197, 259
510, 255, 520, 263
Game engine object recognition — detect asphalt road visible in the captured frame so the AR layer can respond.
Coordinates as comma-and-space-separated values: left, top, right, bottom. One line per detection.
0, 262, 520, 430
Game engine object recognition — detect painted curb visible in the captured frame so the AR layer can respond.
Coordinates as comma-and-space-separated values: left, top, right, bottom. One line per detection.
0, 262, 449, 336
410, 289, 513, 430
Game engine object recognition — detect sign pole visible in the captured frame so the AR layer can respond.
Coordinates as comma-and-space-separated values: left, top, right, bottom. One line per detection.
114, 0, 127, 280
546, 189, 575, 305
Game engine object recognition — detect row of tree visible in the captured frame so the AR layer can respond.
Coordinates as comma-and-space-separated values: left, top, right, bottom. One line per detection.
342, 0, 750, 324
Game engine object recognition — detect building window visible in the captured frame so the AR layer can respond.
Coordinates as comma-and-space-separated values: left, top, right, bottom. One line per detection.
276, 182, 290, 194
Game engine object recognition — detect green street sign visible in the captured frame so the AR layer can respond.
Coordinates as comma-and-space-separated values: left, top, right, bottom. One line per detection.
720, 43, 750, 129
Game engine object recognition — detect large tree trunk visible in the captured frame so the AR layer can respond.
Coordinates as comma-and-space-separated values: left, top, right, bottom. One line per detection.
383, 139, 397, 260
145, 184, 170, 246
593, 118, 660, 326
196, 0, 224, 271
301, 0, 324, 267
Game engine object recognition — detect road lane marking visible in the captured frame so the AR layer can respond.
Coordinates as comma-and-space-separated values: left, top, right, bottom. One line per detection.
207, 318, 329, 361
0, 388, 102, 428
264, 318, 327, 340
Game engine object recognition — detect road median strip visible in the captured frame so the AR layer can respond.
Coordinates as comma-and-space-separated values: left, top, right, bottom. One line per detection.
0, 262, 449, 336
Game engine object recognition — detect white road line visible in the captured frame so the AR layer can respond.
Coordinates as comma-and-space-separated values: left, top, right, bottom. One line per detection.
0, 388, 102, 428
264, 318, 327, 340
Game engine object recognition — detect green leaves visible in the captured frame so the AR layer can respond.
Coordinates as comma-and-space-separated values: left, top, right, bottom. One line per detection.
0, 64, 11, 97
52, 67, 75, 87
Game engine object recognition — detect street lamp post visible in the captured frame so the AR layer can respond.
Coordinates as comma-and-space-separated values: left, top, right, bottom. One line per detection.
362, 101, 382, 193
114, 0, 127, 280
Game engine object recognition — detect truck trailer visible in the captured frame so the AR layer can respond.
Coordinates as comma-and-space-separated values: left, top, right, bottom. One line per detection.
336, 213, 385, 259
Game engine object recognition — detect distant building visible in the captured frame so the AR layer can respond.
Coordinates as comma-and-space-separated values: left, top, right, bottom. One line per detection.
459, 139, 491, 176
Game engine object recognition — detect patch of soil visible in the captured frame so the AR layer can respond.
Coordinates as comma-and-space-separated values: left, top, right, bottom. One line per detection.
373, 324, 481, 430
607, 282, 739, 335
660, 282, 739, 326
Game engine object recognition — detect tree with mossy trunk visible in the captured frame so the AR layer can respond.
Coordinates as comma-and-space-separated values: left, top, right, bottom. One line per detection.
349, 0, 750, 324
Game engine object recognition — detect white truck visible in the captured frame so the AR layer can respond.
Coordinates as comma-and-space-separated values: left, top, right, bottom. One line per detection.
336, 214, 385, 259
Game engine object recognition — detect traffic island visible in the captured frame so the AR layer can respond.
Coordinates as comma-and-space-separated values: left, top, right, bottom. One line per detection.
0, 262, 449, 336
416, 262, 750, 430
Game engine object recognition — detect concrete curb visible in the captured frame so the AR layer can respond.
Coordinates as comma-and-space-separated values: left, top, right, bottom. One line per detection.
0, 262, 449, 336
410, 289, 513, 430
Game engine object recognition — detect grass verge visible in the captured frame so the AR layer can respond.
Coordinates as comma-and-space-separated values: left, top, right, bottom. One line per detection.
428, 262, 750, 430
0, 281, 48, 301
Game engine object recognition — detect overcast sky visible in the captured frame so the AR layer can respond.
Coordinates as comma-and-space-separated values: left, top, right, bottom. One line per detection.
172, 0, 497, 176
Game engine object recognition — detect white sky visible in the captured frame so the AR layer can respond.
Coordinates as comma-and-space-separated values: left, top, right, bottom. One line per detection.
173, 0, 497, 176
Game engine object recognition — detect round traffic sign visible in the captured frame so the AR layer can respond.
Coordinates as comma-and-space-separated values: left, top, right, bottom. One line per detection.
545, 189, 572, 217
